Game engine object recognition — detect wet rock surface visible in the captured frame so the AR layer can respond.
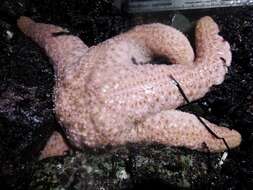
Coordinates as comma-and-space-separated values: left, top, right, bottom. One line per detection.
30, 144, 223, 190
0, 0, 252, 189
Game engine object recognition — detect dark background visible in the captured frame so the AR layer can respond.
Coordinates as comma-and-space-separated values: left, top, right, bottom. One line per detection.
0, 0, 252, 189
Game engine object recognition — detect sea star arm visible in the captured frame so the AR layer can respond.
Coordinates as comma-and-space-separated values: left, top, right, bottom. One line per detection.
122, 22, 195, 65
86, 108, 241, 152
194, 16, 232, 65
39, 109, 241, 158
40, 131, 69, 159
17, 16, 89, 76
89, 58, 229, 120
135, 110, 241, 152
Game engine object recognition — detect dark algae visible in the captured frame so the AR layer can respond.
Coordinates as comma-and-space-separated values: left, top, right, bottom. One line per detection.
0, 0, 253, 189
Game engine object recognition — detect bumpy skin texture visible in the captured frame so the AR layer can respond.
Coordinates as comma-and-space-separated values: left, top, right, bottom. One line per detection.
17, 16, 241, 158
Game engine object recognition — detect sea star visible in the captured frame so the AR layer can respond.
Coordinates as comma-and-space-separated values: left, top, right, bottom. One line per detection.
17, 16, 241, 158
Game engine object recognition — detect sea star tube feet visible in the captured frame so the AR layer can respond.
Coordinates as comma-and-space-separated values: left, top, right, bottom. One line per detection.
17, 16, 241, 159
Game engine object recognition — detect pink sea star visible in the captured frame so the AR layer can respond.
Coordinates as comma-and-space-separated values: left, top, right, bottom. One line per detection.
17, 16, 241, 158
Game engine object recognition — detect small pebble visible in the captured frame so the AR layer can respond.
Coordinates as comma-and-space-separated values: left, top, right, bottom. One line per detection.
6, 30, 13, 40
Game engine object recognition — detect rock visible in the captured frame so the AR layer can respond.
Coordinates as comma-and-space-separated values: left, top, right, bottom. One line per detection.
30, 144, 224, 190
